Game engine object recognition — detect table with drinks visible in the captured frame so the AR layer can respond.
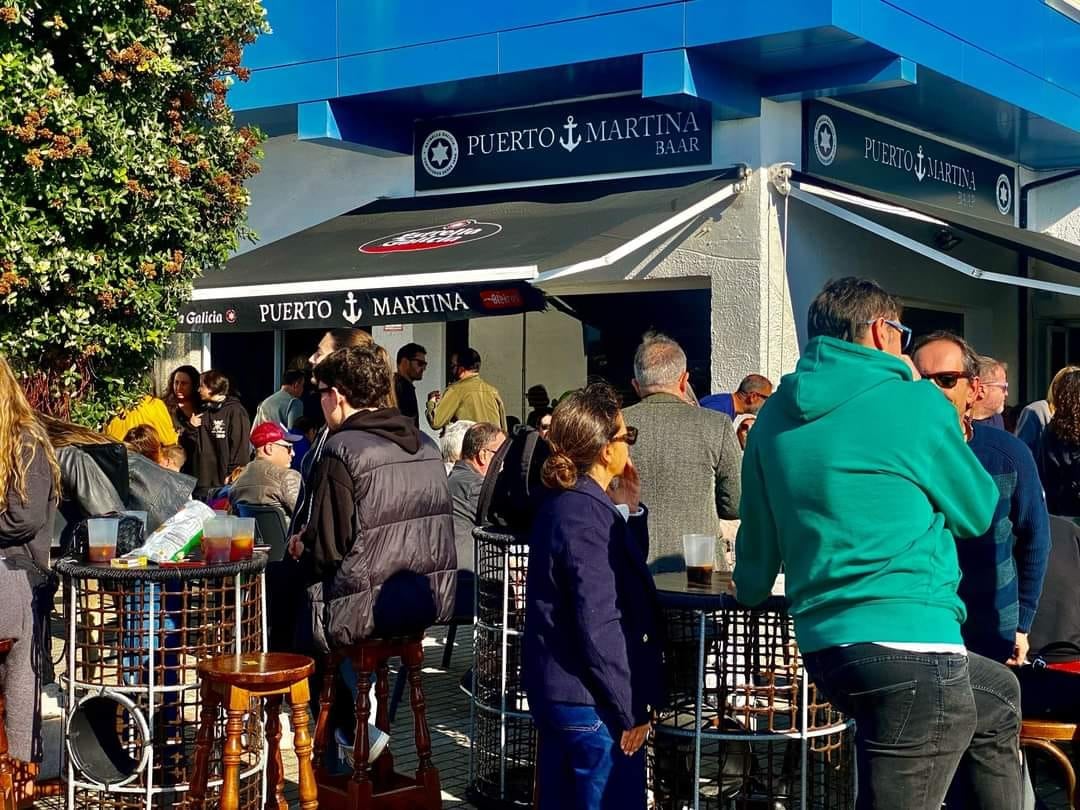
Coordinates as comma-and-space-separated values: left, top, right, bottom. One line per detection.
647, 533, 854, 809
56, 513, 269, 810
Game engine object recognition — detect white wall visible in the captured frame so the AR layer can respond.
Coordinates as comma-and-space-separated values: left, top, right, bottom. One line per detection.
236, 134, 412, 256
469, 309, 586, 422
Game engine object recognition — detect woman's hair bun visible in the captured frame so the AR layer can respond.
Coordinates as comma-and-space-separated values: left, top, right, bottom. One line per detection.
541, 450, 578, 491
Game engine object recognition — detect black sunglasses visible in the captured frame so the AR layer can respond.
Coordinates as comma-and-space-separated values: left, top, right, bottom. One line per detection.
317, 386, 333, 395
611, 426, 639, 446
924, 371, 973, 390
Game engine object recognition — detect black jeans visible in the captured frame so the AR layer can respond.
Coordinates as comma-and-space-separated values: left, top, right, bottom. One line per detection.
804, 644, 1022, 810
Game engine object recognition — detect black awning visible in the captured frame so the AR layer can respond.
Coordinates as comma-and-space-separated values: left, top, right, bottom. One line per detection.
795, 172, 1080, 274
178, 169, 742, 332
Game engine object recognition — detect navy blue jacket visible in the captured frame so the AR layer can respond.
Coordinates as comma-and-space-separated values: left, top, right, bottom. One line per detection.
523, 476, 666, 732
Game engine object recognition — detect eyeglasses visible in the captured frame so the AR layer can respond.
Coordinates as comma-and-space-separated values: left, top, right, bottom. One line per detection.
611, 426, 639, 446
272, 442, 294, 452
983, 381, 1009, 393
864, 318, 913, 350
923, 371, 974, 390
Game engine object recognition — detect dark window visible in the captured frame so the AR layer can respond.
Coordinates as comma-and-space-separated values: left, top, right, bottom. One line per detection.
904, 306, 965, 342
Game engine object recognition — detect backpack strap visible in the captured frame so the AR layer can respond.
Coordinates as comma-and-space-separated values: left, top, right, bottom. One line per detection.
475, 435, 515, 526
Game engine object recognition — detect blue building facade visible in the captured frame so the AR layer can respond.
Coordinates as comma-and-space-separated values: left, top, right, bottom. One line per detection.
180, 1, 1080, 420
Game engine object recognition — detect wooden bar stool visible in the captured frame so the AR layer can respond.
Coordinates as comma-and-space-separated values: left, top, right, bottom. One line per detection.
189, 652, 317, 810
312, 636, 440, 810
1020, 719, 1079, 808
0, 639, 13, 810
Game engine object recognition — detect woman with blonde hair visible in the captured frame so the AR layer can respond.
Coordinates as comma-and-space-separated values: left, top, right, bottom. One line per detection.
0, 354, 61, 768
1016, 365, 1080, 453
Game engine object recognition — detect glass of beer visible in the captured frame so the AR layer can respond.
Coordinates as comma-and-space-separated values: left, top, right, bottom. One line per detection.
683, 534, 717, 586
86, 517, 119, 563
202, 517, 232, 564
230, 517, 255, 561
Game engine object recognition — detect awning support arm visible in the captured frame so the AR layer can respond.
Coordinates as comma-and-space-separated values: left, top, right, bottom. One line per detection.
534, 167, 751, 285
774, 175, 1080, 299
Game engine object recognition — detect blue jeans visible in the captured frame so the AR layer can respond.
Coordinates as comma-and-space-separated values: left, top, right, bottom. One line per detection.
534, 703, 646, 810
804, 644, 1021, 810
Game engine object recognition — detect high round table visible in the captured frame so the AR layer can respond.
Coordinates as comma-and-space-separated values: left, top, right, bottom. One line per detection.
651, 571, 854, 809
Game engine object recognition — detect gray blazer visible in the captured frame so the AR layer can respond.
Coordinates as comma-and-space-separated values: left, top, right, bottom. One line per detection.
622, 392, 742, 573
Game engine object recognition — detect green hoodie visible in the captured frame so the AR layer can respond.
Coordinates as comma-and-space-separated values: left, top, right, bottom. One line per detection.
733, 336, 997, 653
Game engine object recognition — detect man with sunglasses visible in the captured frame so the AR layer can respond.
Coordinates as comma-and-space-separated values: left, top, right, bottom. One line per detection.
394, 343, 428, 429
735, 277, 1017, 809
230, 421, 303, 518
912, 334, 1049, 666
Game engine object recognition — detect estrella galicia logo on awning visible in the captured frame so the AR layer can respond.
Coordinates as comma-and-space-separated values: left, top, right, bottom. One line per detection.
359, 220, 503, 254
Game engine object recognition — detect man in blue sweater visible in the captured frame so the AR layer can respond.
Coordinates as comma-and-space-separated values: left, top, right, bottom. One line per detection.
913, 332, 1051, 665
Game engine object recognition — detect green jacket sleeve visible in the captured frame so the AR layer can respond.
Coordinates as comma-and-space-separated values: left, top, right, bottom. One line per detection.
921, 418, 998, 540
428, 384, 461, 430
733, 439, 781, 606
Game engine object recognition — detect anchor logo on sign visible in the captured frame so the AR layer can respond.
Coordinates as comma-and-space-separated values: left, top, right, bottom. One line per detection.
342, 292, 363, 325
560, 116, 582, 153
914, 146, 926, 182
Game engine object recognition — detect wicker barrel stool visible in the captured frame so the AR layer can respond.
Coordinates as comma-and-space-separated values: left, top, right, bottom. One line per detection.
1021, 719, 1079, 808
313, 636, 440, 810
189, 652, 318, 810
0, 639, 13, 810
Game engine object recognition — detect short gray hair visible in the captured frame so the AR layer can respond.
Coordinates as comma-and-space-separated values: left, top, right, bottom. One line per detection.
634, 333, 687, 393
439, 420, 476, 465
976, 355, 1006, 379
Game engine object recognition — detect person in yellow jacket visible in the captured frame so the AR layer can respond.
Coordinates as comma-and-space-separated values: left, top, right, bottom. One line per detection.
105, 393, 179, 445
427, 348, 507, 432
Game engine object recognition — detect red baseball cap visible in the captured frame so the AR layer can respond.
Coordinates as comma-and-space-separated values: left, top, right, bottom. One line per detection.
250, 422, 302, 449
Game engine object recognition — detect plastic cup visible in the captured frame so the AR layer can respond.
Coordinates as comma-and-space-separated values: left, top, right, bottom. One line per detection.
683, 534, 717, 586
202, 517, 233, 564
87, 518, 119, 563
230, 517, 255, 561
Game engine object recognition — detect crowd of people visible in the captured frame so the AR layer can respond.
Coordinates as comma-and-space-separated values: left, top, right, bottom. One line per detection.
4, 277, 1080, 808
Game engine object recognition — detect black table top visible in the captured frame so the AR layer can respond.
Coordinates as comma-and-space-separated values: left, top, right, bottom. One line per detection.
54, 552, 269, 582
653, 571, 787, 611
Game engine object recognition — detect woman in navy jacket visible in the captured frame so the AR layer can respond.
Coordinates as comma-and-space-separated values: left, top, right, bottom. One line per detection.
523, 383, 665, 810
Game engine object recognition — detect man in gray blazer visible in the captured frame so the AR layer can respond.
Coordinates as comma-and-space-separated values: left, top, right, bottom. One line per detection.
622, 334, 742, 573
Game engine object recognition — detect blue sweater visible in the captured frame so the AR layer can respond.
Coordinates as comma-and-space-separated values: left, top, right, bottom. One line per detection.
960, 423, 1051, 661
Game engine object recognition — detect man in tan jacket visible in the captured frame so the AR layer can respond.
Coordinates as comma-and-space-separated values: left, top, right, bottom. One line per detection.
230, 422, 302, 517
427, 347, 507, 432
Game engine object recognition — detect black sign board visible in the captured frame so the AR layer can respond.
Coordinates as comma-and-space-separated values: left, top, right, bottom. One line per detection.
414, 96, 712, 191
177, 281, 545, 333
803, 101, 1016, 224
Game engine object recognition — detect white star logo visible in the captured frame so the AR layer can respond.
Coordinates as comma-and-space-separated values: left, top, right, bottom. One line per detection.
995, 173, 1012, 215
420, 129, 459, 179
812, 114, 837, 166
818, 127, 833, 155
430, 141, 450, 167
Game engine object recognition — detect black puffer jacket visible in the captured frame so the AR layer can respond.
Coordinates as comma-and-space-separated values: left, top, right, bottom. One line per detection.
1039, 427, 1080, 516
303, 409, 456, 649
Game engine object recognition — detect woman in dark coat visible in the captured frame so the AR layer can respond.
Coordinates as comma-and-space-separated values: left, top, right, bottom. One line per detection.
523, 383, 664, 810
0, 355, 60, 767
1039, 369, 1080, 516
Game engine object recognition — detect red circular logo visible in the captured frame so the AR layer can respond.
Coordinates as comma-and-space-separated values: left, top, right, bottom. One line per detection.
225, 309, 237, 324
359, 220, 502, 254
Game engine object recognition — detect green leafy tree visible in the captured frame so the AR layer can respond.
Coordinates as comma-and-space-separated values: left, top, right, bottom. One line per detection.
0, 0, 267, 425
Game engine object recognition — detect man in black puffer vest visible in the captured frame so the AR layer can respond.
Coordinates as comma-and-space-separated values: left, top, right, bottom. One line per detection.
296, 343, 456, 649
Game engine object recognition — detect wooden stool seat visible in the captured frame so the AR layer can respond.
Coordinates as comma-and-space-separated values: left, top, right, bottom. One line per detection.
197, 653, 315, 688
313, 636, 441, 810
0, 639, 14, 810
191, 652, 318, 810
1020, 718, 1079, 808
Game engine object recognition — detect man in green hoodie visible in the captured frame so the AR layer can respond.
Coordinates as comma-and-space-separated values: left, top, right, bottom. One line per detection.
734, 277, 1020, 809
